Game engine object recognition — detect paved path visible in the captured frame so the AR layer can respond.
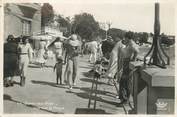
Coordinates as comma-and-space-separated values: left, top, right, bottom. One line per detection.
4, 55, 126, 114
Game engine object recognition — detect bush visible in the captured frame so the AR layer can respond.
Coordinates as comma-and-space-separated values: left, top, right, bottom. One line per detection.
161, 36, 175, 46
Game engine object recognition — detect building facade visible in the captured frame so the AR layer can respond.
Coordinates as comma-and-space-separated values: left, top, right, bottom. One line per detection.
41, 15, 63, 37
4, 3, 41, 41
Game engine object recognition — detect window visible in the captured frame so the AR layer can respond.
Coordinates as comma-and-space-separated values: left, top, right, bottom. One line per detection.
22, 20, 31, 35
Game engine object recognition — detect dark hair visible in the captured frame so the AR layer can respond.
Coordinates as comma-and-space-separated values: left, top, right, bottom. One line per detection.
57, 57, 63, 62
7, 35, 14, 42
56, 37, 60, 41
125, 31, 134, 40
21, 36, 30, 43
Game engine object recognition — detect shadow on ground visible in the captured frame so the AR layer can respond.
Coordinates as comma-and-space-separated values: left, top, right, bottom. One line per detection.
28, 64, 54, 68
80, 78, 109, 85
31, 80, 68, 89
75, 108, 110, 114
82, 71, 94, 78
79, 87, 117, 98
4, 94, 63, 114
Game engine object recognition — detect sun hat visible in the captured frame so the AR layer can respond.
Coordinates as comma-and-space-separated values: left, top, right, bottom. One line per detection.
68, 34, 81, 46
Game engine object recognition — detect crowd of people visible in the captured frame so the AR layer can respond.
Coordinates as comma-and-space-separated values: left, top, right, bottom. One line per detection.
4, 35, 33, 87
4, 34, 82, 89
4, 32, 139, 104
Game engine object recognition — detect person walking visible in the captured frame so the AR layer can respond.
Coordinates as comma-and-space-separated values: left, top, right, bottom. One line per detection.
18, 37, 32, 86
81, 39, 86, 57
4, 35, 19, 87
64, 34, 81, 89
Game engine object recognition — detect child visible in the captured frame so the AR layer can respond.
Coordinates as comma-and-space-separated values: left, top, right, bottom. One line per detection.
54, 56, 63, 85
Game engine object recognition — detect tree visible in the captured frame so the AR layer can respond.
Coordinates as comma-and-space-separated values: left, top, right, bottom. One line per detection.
161, 33, 175, 46
41, 3, 54, 26
98, 29, 106, 39
71, 13, 100, 41
56, 15, 70, 28
55, 15, 71, 36
107, 28, 125, 42
140, 32, 148, 44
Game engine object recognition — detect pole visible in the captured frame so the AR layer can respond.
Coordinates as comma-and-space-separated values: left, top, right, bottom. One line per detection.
152, 3, 160, 64
144, 2, 169, 68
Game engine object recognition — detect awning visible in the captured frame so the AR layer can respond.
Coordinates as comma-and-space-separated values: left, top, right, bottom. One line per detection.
31, 33, 68, 41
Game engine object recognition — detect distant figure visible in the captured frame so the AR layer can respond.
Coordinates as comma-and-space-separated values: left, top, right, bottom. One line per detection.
81, 39, 86, 56
54, 56, 64, 85
86, 40, 98, 63
97, 41, 103, 60
26, 38, 34, 63
36, 39, 47, 68
18, 37, 32, 86
4, 35, 18, 87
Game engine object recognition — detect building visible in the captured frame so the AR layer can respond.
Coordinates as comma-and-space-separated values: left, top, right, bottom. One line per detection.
41, 15, 63, 37
4, 3, 41, 41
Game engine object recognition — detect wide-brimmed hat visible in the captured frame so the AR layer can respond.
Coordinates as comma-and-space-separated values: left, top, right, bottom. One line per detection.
68, 39, 81, 46
68, 34, 81, 46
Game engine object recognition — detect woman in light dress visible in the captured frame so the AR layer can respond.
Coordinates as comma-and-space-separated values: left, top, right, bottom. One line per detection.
36, 39, 47, 67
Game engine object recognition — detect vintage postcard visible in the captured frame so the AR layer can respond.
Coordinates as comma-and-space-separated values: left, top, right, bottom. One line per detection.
2, 0, 176, 116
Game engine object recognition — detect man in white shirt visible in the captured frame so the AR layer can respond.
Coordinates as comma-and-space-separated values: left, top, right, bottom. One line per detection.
86, 40, 98, 63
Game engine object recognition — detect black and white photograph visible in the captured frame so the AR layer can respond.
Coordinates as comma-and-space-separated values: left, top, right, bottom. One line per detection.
3, 1, 175, 115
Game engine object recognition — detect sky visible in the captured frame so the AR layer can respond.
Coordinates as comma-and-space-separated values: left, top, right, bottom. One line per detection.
51, 2, 175, 35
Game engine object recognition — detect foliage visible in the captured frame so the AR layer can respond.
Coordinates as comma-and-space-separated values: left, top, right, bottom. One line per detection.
138, 32, 149, 44
71, 13, 100, 41
161, 33, 175, 46
55, 15, 71, 36
56, 15, 69, 27
41, 3, 54, 26
107, 28, 125, 42
98, 29, 106, 39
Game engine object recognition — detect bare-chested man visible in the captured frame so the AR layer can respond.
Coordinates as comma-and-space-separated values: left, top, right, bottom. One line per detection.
64, 34, 81, 89
106, 31, 139, 104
